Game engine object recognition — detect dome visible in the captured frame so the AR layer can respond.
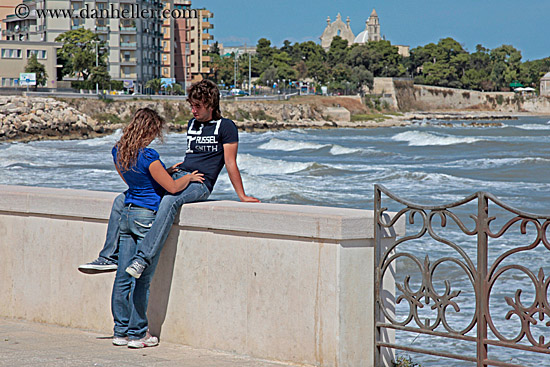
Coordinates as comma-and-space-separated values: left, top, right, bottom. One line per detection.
354, 23, 369, 44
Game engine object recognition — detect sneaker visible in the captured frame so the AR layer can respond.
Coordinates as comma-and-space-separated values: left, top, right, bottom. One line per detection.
127, 334, 158, 349
125, 261, 146, 279
112, 336, 128, 346
78, 258, 117, 274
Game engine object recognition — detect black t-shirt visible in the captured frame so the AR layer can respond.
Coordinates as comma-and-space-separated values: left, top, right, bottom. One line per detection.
178, 117, 239, 192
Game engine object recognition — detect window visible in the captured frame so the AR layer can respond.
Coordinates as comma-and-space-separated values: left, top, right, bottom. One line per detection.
27, 50, 47, 59
1, 48, 22, 58
163, 55, 167, 61
2, 78, 17, 86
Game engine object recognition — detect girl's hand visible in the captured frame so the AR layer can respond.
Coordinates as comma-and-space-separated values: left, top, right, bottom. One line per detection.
166, 162, 183, 175
188, 170, 205, 183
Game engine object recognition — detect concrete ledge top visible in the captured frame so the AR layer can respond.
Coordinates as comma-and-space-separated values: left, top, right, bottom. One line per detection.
0, 184, 404, 241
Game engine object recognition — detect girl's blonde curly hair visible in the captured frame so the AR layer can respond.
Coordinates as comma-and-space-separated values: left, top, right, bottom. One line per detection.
115, 107, 165, 171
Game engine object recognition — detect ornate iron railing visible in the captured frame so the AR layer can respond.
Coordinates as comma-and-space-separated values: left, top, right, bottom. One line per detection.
374, 184, 550, 367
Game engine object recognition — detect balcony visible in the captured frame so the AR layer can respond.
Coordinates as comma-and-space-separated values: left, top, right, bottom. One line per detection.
201, 55, 211, 62
120, 26, 137, 32
120, 42, 137, 49
201, 21, 212, 29
120, 58, 137, 65
202, 33, 213, 41
71, 25, 84, 30
201, 44, 210, 51
121, 73, 137, 79
95, 26, 109, 32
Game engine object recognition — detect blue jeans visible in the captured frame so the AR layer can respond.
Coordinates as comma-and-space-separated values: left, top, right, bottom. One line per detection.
99, 171, 210, 266
111, 204, 158, 339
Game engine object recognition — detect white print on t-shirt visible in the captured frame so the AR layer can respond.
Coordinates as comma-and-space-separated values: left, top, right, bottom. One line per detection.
196, 136, 218, 144
186, 136, 196, 153
186, 119, 223, 154
187, 120, 203, 135
212, 119, 222, 135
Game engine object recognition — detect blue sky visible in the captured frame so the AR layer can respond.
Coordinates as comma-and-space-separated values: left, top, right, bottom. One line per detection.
194, 0, 549, 61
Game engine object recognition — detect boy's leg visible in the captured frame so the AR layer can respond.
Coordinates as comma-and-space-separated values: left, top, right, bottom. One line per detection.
125, 208, 160, 342
125, 174, 210, 277
78, 193, 126, 274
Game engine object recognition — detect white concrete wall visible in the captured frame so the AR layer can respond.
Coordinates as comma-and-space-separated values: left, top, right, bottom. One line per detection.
0, 185, 404, 367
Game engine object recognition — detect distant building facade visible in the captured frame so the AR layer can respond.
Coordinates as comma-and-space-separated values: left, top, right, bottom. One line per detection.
161, 0, 214, 88
2, 0, 164, 90
320, 13, 354, 49
0, 0, 20, 35
541, 72, 550, 96
321, 8, 409, 57
1, 0, 214, 91
0, 40, 61, 88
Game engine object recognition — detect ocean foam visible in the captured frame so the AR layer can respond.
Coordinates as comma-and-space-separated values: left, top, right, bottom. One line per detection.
258, 138, 330, 151
236, 153, 315, 175
329, 145, 364, 155
391, 131, 482, 146
516, 124, 550, 130
76, 129, 123, 146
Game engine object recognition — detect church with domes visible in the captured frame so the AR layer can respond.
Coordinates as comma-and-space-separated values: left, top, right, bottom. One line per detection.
320, 9, 409, 57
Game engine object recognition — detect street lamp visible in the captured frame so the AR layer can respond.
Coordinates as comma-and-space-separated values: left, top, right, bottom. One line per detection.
233, 52, 237, 90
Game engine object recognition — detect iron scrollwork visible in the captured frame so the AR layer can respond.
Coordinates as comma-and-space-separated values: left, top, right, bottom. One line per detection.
375, 184, 550, 366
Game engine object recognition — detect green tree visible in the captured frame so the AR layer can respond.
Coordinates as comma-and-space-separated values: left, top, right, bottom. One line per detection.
408, 38, 468, 87
348, 41, 403, 77
24, 53, 48, 90
520, 57, 550, 88
165, 83, 184, 95
490, 45, 522, 90
327, 36, 349, 67
55, 28, 107, 80
350, 65, 374, 94
89, 65, 110, 91
210, 53, 235, 86
461, 44, 492, 90
145, 78, 163, 94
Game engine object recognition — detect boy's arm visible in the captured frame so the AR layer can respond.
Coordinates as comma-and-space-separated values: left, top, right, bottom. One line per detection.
223, 142, 260, 202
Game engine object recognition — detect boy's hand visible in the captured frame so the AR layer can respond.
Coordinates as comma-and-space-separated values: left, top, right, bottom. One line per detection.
239, 195, 260, 203
167, 162, 183, 175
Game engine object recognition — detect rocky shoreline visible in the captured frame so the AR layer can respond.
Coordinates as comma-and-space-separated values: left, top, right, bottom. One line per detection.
0, 96, 539, 143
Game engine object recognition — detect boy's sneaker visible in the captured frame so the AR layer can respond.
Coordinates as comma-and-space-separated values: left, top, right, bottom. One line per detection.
78, 258, 117, 274
127, 334, 158, 349
112, 336, 128, 346
125, 261, 146, 279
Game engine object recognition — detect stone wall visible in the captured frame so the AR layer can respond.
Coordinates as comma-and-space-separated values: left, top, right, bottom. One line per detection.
392, 81, 550, 113
0, 96, 103, 142
0, 185, 404, 367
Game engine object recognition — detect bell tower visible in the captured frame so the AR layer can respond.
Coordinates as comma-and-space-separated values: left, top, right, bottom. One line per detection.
367, 9, 381, 41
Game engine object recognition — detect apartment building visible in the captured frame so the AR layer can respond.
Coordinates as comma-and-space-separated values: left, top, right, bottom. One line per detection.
2, 0, 163, 92
0, 0, 20, 34
161, 0, 213, 88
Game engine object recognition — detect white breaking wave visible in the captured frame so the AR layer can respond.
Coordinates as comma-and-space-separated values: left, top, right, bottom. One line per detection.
391, 131, 482, 146
258, 138, 330, 151
441, 157, 550, 169
329, 145, 364, 155
516, 124, 550, 130
77, 129, 123, 146
236, 153, 314, 175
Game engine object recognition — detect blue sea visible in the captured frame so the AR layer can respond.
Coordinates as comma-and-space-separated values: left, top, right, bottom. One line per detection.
2, 115, 550, 366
